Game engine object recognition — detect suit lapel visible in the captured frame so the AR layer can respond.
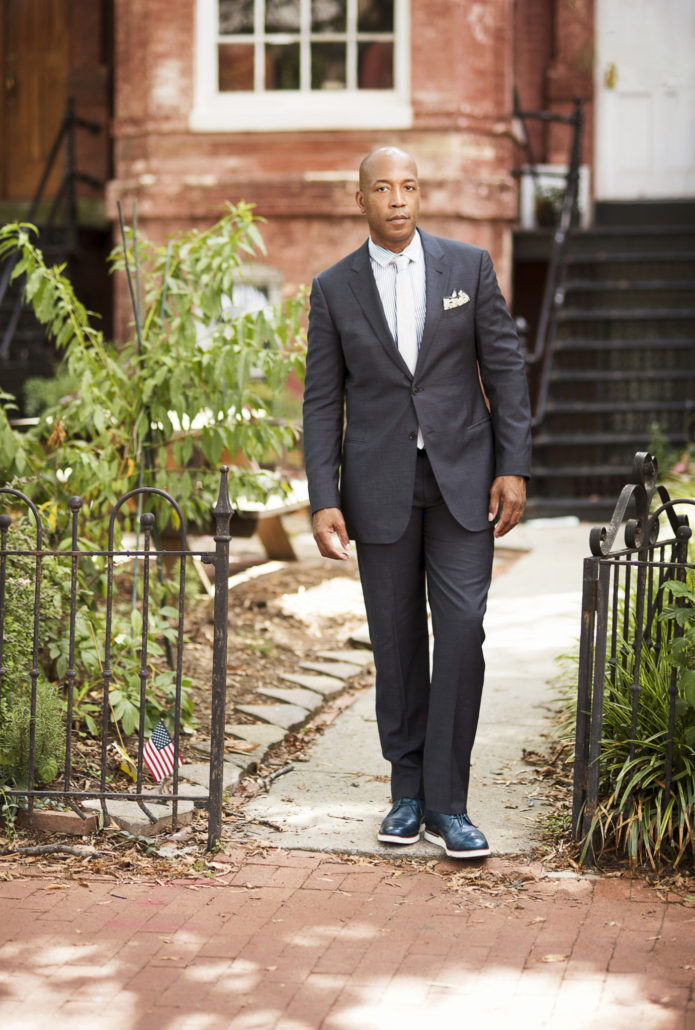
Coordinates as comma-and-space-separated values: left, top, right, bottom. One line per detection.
348, 242, 414, 377
416, 230, 446, 372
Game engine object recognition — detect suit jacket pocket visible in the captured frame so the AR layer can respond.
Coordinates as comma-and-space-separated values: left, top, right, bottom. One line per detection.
467, 414, 492, 431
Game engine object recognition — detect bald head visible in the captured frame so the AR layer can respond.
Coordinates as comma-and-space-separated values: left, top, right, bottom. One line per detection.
355, 147, 421, 253
358, 146, 418, 192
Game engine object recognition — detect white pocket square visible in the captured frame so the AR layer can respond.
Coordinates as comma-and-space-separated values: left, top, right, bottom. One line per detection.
443, 289, 470, 310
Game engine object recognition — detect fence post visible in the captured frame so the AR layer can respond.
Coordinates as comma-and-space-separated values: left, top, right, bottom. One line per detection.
207, 467, 232, 850
572, 555, 599, 839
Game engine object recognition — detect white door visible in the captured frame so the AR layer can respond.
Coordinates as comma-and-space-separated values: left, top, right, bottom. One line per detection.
595, 0, 695, 199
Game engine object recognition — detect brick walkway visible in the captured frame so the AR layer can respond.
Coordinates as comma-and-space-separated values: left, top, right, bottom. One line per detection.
1, 846, 694, 1029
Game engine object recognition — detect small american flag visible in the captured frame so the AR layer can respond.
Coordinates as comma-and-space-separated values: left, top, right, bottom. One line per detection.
142, 719, 183, 782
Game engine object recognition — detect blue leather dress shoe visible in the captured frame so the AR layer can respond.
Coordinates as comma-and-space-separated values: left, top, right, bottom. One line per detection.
424, 812, 491, 858
377, 798, 424, 844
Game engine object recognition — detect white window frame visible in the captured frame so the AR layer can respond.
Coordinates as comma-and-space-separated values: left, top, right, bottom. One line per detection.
191, 0, 412, 132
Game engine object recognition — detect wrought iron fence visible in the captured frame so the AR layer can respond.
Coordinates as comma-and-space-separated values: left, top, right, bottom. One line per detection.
0, 468, 234, 850
572, 451, 694, 855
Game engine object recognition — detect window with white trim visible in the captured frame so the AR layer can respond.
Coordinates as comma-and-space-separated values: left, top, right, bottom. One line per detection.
191, 0, 412, 132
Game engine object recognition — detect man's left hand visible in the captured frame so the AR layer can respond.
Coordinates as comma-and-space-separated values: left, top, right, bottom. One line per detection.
488, 475, 526, 538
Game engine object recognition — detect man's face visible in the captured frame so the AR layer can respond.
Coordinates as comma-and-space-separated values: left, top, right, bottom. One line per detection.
356, 151, 420, 252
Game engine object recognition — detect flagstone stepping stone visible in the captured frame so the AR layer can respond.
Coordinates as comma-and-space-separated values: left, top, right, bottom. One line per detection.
299, 660, 363, 680
258, 685, 324, 710
225, 723, 286, 746
224, 749, 263, 770
317, 649, 374, 667
179, 761, 241, 791
82, 794, 197, 837
237, 702, 309, 731
279, 672, 345, 696
349, 624, 372, 648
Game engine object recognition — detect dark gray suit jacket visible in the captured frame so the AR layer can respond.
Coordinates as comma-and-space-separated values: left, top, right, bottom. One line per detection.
303, 228, 532, 544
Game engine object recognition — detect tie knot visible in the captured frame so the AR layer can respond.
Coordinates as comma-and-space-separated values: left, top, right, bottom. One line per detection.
393, 254, 410, 273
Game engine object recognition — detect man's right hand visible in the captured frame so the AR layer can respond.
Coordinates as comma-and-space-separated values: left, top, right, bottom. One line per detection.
312, 507, 351, 561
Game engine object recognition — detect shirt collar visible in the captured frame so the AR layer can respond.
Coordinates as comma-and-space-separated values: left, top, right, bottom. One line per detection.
368, 229, 423, 267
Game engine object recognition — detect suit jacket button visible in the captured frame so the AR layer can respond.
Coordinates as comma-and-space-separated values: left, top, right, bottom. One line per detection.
411, 386, 420, 395
408, 431, 417, 440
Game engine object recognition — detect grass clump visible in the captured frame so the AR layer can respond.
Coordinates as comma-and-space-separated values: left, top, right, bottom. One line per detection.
579, 570, 695, 869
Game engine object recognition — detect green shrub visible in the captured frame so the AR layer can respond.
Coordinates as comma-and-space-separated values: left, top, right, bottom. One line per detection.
0, 205, 307, 747
0, 680, 65, 787
0, 513, 195, 750
576, 570, 695, 868
0, 206, 307, 532
0, 518, 67, 785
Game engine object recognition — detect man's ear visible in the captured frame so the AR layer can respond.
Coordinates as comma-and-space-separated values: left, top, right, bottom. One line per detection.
355, 190, 366, 215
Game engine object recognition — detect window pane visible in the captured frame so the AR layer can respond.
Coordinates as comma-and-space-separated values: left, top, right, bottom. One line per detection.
219, 0, 254, 34
358, 0, 393, 33
358, 41, 393, 88
311, 0, 346, 33
311, 42, 346, 89
265, 0, 300, 32
266, 43, 300, 89
218, 43, 254, 90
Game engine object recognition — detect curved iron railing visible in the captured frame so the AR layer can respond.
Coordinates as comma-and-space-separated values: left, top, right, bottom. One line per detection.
573, 451, 694, 858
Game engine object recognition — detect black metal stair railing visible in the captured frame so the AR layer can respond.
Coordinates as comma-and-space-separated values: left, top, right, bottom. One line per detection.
512, 93, 584, 428
0, 96, 102, 361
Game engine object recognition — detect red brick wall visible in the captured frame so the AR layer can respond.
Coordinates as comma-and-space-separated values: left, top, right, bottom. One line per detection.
513, 0, 554, 161
546, 0, 594, 172
513, 0, 593, 177
69, 0, 112, 210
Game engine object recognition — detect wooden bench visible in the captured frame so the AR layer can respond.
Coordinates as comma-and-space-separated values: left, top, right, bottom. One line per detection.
230, 478, 310, 561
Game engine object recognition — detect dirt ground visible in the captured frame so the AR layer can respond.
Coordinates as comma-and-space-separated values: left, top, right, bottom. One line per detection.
184, 553, 370, 734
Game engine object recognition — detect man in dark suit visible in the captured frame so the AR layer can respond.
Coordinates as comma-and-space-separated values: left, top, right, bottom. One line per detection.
303, 146, 532, 858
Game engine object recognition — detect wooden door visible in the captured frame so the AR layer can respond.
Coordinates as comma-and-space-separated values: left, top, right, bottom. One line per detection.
0, 0, 70, 200
595, 0, 695, 199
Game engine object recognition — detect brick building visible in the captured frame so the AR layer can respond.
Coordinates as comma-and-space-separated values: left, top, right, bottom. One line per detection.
1, 0, 600, 328
106, 0, 597, 319
2, 0, 694, 511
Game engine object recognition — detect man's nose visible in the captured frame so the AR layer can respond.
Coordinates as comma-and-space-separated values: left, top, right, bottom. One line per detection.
391, 188, 406, 206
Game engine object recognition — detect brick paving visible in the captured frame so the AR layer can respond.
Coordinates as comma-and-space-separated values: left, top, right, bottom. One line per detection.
1, 847, 694, 1029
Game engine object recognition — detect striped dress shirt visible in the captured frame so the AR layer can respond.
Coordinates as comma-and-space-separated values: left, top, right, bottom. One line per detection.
368, 230, 427, 349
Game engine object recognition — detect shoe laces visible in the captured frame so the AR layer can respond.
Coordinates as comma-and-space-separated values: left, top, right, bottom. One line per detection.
394, 798, 421, 814
452, 813, 472, 827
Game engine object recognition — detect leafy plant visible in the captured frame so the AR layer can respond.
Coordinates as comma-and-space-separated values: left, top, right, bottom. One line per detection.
567, 564, 695, 868
0, 680, 65, 787
0, 508, 196, 747
0, 784, 19, 840
660, 574, 695, 747
0, 518, 68, 784
583, 638, 695, 868
0, 206, 307, 748
648, 421, 695, 503
0, 205, 307, 533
